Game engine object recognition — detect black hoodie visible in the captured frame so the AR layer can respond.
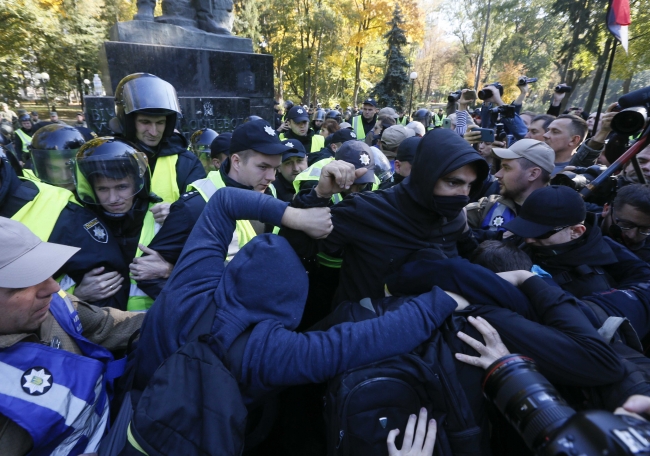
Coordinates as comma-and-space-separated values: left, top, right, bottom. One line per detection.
286, 129, 488, 303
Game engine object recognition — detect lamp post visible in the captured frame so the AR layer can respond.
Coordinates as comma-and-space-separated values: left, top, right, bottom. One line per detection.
408, 71, 418, 119
36, 73, 51, 112
81, 78, 91, 111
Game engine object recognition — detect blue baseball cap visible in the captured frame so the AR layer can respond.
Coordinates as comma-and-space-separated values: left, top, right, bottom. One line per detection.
335, 141, 375, 185
286, 106, 310, 123
211, 132, 232, 158
281, 139, 306, 162
230, 120, 288, 155
362, 98, 378, 108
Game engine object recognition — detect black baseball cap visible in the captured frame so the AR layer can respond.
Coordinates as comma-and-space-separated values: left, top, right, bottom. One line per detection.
286, 106, 310, 123
335, 141, 375, 185
330, 129, 358, 144
503, 185, 586, 238
211, 132, 232, 158
281, 139, 306, 162
230, 120, 288, 155
362, 98, 377, 108
396, 136, 421, 163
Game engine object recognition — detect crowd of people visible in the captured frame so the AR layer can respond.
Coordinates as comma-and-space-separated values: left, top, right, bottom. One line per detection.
1, 71, 650, 456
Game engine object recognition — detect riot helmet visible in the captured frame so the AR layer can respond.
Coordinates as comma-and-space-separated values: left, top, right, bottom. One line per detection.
326, 110, 342, 123
284, 100, 294, 111
190, 128, 218, 157
370, 146, 393, 183
244, 115, 263, 123
313, 109, 327, 122
113, 73, 182, 141
30, 125, 85, 190
413, 109, 431, 128
74, 137, 149, 210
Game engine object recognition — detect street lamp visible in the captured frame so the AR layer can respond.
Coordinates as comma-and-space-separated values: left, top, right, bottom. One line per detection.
408, 71, 418, 119
35, 72, 51, 112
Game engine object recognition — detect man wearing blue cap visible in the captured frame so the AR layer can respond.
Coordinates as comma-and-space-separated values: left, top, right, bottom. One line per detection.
132, 120, 294, 299
351, 98, 378, 141
278, 106, 325, 153
502, 185, 650, 299
272, 140, 308, 202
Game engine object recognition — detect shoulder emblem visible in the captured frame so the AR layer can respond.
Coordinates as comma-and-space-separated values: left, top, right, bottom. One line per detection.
22, 367, 53, 396
83, 218, 108, 244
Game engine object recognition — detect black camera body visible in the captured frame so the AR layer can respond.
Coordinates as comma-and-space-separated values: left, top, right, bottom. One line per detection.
448, 90, 462, 103
478, 83, 504, 100
518, 76, 538, 86
484, 354, 650, 456
554, 85, 572, 94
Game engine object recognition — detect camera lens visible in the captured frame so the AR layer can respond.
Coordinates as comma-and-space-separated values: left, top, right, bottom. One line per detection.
478, 89, 490, 100
482, 354, 575, 451
611, 108, 647, 135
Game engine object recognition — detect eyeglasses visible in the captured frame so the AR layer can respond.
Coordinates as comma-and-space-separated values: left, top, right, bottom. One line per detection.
535, 225, 570, 239
611, 205, 650, 236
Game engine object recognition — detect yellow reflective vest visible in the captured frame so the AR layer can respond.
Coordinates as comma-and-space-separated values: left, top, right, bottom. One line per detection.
279, 133, 325, 152
188, 171, 260, 263
351, 116, 367, 140
150, 154, 180, 203
15, 129, 31, 155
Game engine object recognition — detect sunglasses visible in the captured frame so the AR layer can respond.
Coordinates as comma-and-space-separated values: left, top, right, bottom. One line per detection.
535, 225, 570, 239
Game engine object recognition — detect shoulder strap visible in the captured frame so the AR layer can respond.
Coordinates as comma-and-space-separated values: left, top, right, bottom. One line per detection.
583, 300, 644, 352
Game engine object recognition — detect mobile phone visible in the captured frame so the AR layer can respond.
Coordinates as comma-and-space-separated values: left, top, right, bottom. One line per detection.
442, 118, 452, 129
462, 90, 477, 102
476, 127, 495, 142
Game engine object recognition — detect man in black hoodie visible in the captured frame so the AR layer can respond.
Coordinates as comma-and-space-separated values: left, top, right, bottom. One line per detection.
503, 185, 650, 298
284, 128, 489, 304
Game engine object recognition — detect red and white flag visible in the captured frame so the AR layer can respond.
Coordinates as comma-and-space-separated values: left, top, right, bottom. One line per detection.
607, 0, 631, 52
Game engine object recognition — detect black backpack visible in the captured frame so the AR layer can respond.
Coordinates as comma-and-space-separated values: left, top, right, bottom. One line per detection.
323, 298, 484, 456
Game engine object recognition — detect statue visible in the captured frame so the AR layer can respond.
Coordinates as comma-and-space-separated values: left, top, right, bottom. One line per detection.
134, 0, 234, 35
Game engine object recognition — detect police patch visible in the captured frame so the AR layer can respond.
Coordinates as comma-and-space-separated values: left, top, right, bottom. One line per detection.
22, 367, 53, 396
492, 215, 505, 228
83, 218, 108, 243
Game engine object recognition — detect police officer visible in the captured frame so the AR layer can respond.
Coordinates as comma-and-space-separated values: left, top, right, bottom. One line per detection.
433, 108, 447, 127
14, 113, 33, 162
413, 108, 432, 130
325, 109, 342, 124
272, 139, 308, 202
0, 217, 144, 455
209, 132, 232, 171
282, 100, 294, 122
312, 108, 326, 132
189, 127, 219, 174
0, 148, 129, 309
278, 105, 325, 153
75, 137, 169, 311
28, 124, 86, 190
133, 120, 290, 300
351, 98, 378, 140
109, 73, 206, 223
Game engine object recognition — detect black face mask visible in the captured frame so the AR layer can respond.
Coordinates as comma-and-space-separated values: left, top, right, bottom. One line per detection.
431, 195, 470, 219
529, 234, 586, 258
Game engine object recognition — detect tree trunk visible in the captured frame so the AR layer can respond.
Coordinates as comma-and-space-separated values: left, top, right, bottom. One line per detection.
353, 45, 364, 107
583, 37, 612, 113
623, 75, 633, 94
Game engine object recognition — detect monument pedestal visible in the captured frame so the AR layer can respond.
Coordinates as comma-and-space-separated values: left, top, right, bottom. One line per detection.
85, 21, 274, 138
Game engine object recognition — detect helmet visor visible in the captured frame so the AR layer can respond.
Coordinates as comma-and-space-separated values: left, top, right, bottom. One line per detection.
192, 144, 211, 157
120, 77, 182, 117
31, 149, 77, 187
75, 150, 148, 207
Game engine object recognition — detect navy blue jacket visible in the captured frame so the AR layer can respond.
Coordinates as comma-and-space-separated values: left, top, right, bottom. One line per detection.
0, 158, 130, 309
134, 188, 457, 404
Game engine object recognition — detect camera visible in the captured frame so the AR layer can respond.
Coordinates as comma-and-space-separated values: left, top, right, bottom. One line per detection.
554, 85, 572, 94
448, 90, 462, 103
551, 165, 605, 191
495, 123, 507, 142
483, 354, 650, 455
518, 76, 538, 86
478, 83, 504, 101
488, 105, 516, 122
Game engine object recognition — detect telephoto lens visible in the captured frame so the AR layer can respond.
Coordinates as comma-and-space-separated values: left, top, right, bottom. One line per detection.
448, 90, 462, 103
482, 354, 575, 452
611, 107, 648, 135
554, 85, 572, 94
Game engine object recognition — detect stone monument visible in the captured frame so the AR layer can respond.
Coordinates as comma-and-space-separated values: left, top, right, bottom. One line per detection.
84, 4, 273, 139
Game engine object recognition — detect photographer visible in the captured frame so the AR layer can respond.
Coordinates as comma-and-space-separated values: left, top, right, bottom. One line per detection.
478, 83, 528, 140
447, 89, 477, 136
547, 83, 571, 117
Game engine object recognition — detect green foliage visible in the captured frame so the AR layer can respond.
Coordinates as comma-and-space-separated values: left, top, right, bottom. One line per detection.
371, 5, 410, 111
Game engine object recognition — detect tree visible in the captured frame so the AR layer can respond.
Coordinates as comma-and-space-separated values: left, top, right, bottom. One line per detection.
370, 5, 410, 110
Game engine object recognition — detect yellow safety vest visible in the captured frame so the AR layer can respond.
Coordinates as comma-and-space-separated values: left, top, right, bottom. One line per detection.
398, 116, 409, 126
188, 171, 259, 261
15, 129, 31, 154
150, 154, 180, 203
434, 113, 446, 127
21, 169, 39, 182
127, 209, 161, 311
351, 116, 367, 140
279, 133, 325, 153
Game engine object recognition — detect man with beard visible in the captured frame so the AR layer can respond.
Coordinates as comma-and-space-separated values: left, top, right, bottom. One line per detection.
599, 184, 650, 262
467, 139, 554, 240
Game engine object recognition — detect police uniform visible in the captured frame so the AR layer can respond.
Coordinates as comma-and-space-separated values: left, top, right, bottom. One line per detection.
279, 106, 325, 152
0, 157, 130, 309
351, 99, 378, 140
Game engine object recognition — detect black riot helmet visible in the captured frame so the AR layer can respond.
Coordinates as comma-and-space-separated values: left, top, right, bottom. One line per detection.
313, 109, 327, 122
190, 128, 218, 157
326, 110, 342, 123
113, 73, 182, 141
414, 109, 431, 128
29, 124, 86, 190
284, 100, 294, 111
244, 115, 263, 123
74, 137, 149, 207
